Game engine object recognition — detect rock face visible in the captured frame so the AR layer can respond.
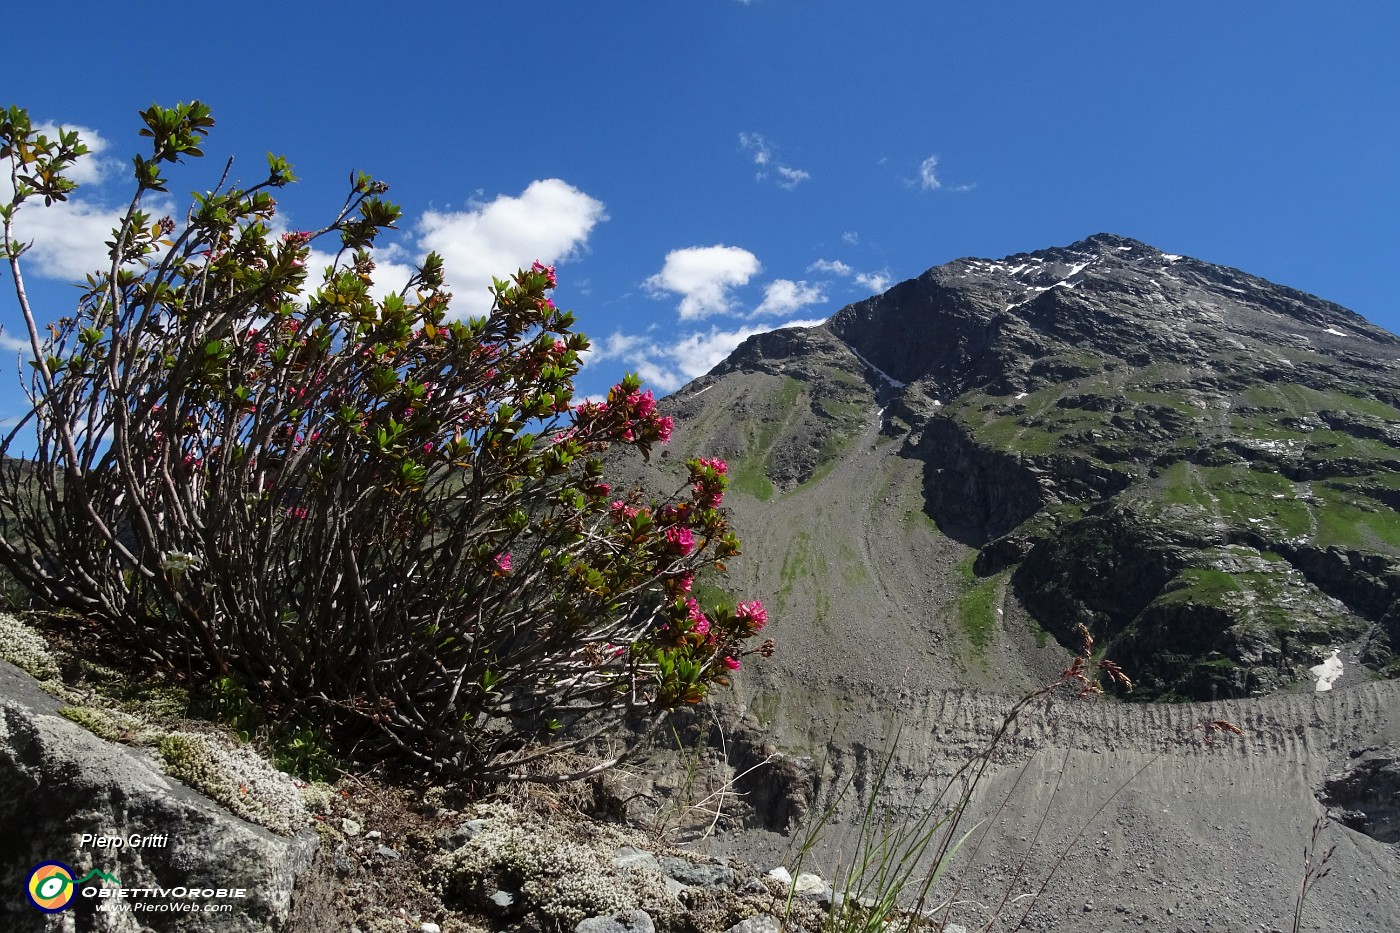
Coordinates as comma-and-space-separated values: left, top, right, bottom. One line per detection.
0, 660, 317, 933
623, 233, 1400, 701
1320, 745, 1400, 843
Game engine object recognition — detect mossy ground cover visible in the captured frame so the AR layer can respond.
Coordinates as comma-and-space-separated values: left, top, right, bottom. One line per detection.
1156, 461, 1215, 510
1239, 384, 1400, 421
956, 387, 1068, 454
1310, 484, 1400, 551
728, 376, 803, 501
775, 528, 832, 624
955, 553, 1002, 657
1228, 412, 1399, 463
1205, 467, 1314, 538
792, 414, 870, 492
1153, 567, 1241, 605
955, 372, 1209, 460
719, 367, 874, 500
1151, 461, 1314, 538
1120, 389, 1205, 418
1170, 462, 1400, 552
1148, 552, 1357, 638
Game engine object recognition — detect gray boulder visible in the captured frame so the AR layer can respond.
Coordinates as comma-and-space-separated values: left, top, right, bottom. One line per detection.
0, 660, 317, 932
576, 908, 655, 933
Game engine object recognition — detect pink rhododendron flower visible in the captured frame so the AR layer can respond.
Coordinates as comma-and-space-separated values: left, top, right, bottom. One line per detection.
632, 390, 656, 418
493, 552, 512, 575
722, 656, 741, 671
694, 482, 724, 509
656, 416, 674, 443
736, 599, 767, 630
685, 597, 710, 634
665, 526, 695, 555
531, 260, 558, 288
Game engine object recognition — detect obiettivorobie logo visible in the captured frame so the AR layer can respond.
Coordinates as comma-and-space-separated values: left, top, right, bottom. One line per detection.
26, 862, 121, 913
25, 860, 249, 915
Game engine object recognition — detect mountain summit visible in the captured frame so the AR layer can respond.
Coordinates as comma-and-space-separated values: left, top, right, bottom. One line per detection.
830, 232, 1397, 404
622, 234, 1400, 703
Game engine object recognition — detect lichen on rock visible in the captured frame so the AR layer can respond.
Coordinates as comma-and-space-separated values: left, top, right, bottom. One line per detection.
158, 730, 309, 835
0, 611, 60, 681
57, 703, 144, 742
429, 814, 681, 928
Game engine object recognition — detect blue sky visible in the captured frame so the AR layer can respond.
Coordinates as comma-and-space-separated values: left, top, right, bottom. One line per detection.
3, 1, 1398, 420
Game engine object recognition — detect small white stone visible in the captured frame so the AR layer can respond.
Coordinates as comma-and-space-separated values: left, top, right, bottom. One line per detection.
765, 866, 792, 887
421, 924, 441, 933
341, 818, 361, 836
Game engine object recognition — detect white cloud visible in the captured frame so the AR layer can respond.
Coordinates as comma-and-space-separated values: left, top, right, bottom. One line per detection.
644, 245, 760, 320
809, 258, 853, 276
809, 258, 891, 295
739, 132, 810, 189
738, 132, 772, 168
0, 331, 33, 354
918, 155, 942, 191
775, 165, 811, 190
753, 279, 824, 317
841, 231, 859, 246
303, 244, 420, 306
0, 123, 149, 282
668, 318, 826, 385
668, 324, 781, 383
855, 270, 892, 294
578, 330, 651, 371
595, 317, 827, 392
418, 179, 607, 314
6, 198, 130, 281
31, 122, 117, 186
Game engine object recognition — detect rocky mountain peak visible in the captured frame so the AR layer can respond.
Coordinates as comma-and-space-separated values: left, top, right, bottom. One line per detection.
628, 234, 1400, 705
826, 234, 1399, 406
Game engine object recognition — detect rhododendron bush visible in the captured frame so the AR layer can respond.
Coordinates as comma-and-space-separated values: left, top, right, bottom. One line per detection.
0, 102, 769, 780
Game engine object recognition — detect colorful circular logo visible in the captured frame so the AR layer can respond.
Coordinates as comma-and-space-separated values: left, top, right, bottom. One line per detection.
26, 862, 76, 913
